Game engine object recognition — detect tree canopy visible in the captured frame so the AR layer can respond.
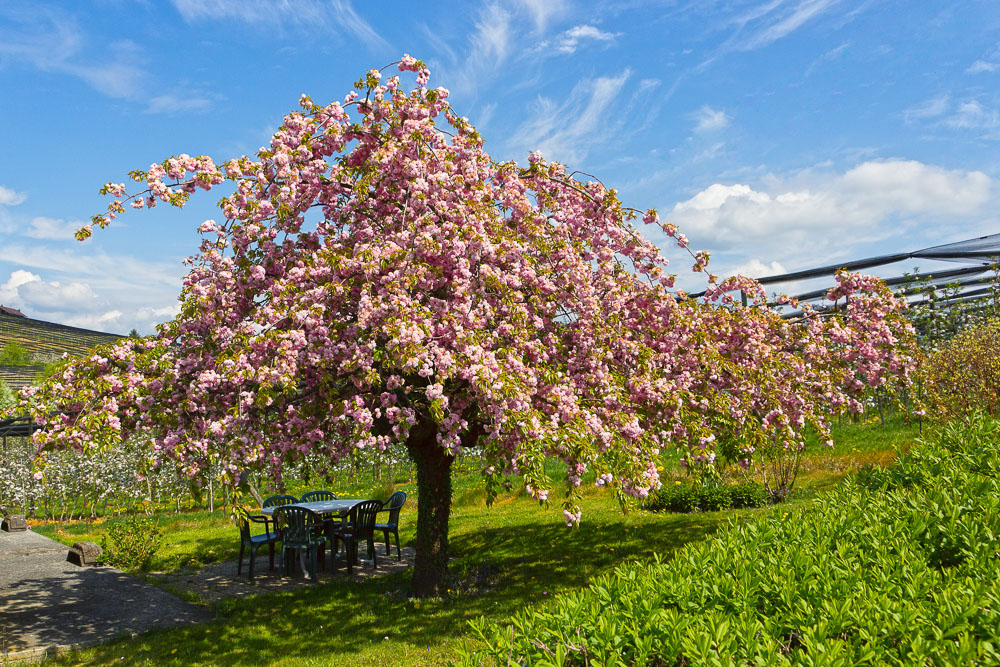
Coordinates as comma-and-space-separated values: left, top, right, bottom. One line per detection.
23, 57, 920, 595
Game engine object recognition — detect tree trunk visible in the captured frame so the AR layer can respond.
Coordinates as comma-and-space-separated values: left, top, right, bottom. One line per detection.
405, 417, 453, 598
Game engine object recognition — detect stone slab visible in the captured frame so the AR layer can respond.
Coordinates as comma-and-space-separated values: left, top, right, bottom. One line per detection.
67, 541, 102, 566
2, 514, 27, 532
0, 529, 211, 660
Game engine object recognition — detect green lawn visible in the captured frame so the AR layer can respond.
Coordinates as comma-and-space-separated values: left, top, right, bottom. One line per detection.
35, 417, 920, 666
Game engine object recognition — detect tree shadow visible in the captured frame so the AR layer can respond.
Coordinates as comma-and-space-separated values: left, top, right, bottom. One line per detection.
3, 563, 210, 657
67, 509, 726, 665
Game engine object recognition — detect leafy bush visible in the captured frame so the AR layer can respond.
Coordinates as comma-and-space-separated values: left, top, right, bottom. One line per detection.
921, 318, 1000, 419
0, 341, 35, 366
0, 378, 15, 416
99, 516, 163, 571
461, 414, 1000, 666
643, 483, 700, 513
698, 485, 732, 512
729, 481, 768, 509
643, 481, 765, 513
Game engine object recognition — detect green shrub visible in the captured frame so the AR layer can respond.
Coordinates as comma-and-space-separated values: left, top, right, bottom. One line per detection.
643, 482, 766, 513
99, 516, 163, 571
461, 413, 1000, 666
698, 485, 732, 512
0, 378, 15, 416
729, 482, 768, 509
0, 341, 34, 366
921, 318, 1000, 419
643, 483, 700, 512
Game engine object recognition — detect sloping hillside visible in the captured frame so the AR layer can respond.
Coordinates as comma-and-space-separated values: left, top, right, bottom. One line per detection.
0, 311, 123, 373
0, 365, 47, 390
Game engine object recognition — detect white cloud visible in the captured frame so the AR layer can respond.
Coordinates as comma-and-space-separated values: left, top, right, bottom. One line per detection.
731, 0, 843, 51
544, 24, 620, 54
693, 105, 730, 132
472, 3, 513, 65
170, 0, 387, 50
0, 185, 26, 206
2, 243, 184, 292
440, 2, 513, 97
695, 0, 851, 73
61, 310, 124, 331
24, 217, 81, 241
903, 96, 1000, 137
903, 95, 950, 121
695, 141, 726, 161
729, 258, 788, 278
745, 0, 841, 49
0, 8, 145, 100
0, 238, 186, 333
668, 159, 994, 265
514, 0, 567, 32
0, 270, 40, 303
512, 70, 632, 164
0, 248, 184, 334
145, 93, 214, 115
946, 100, 1000, 131
0, 5, 213, 113
966, 59, 999, 74
805, 40, 849, 76
0, 270, 97, 313
18, 279, 99, 312
137, 304, 180, 323
433, 1, 577, 97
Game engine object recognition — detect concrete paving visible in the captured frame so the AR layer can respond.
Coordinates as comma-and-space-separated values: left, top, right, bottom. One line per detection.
0, 528, 211, 661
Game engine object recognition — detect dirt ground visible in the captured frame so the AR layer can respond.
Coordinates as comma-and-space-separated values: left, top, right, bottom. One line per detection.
145, 545, 416, 605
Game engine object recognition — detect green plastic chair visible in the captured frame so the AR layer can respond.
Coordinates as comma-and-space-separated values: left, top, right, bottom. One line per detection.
375, 491, 407, 560
300, 490, 338, 502
262, 494, 299, 533
273, 505, 327, 580
331, 499, 382, 575
237, 514, 282, 581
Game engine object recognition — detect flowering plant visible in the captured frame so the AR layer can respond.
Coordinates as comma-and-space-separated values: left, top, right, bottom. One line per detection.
21, 58, 918, 596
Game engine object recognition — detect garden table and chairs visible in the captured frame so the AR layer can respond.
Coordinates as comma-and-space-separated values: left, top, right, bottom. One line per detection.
258, 496, 391, 579
375, 491, 407, 560
260, 494, 299, 534
272, 505, 328, 579
329, 499, 382, 575
236, 513, 282, 581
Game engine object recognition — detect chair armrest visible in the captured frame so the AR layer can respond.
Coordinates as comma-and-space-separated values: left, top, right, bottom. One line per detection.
247, 514, 270, 524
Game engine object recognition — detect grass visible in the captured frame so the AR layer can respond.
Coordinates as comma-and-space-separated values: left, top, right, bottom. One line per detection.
34, 417, 919, 666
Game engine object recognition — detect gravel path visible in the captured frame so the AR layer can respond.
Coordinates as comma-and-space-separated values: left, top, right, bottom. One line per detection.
0, 528, 211, 662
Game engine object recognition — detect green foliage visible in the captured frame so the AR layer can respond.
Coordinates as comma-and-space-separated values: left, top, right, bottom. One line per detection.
31, 420, 915, 666
34, 358, 69, 385
99, 516, 164, 571
643, 481, 767, 513
462, 413, 1000, 666
729, 482, 769, 509
0, 341, 33, 365
921, 318, 1000, 419
0, 377, 16, 416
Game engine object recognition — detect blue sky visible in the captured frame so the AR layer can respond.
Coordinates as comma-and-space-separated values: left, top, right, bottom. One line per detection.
1, 0, 999, 333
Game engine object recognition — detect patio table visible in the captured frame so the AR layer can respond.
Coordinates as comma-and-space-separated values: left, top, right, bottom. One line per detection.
260, 499, 368, 517
261, 499, 372, 574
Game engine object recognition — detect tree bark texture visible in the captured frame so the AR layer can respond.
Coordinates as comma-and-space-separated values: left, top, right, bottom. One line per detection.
405, 417, 453, 598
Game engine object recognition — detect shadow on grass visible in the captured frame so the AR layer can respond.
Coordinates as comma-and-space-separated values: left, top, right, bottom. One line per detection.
59, 509, 725, 666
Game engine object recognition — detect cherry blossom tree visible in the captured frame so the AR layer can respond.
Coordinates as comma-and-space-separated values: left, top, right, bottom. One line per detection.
22, 57, 919, 596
